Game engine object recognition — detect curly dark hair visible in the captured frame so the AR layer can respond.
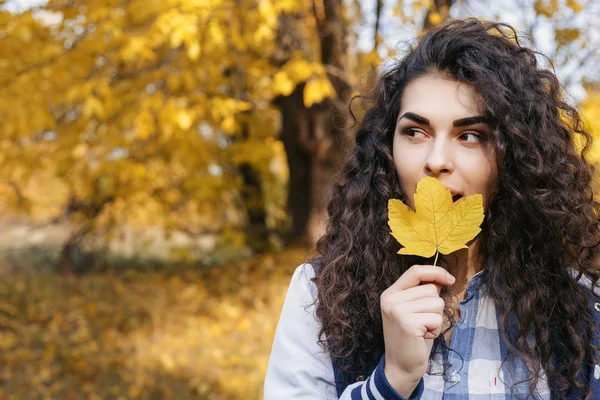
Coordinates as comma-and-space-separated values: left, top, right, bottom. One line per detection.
313, 18, 600, 398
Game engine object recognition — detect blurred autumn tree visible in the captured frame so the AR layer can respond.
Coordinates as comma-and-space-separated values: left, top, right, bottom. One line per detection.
582, 85, 600, 164
0, 0, 598, 271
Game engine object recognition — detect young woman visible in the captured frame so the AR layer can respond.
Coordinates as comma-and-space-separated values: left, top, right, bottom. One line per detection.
264, 19, 600, 399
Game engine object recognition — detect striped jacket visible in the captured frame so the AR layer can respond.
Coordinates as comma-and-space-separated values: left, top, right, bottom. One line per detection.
264, 262, 600, 399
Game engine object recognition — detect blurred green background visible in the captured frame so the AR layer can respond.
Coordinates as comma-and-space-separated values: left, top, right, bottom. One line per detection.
0, 0, 599, 398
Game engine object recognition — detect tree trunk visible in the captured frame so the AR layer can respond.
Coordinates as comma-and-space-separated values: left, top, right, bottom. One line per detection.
276, 0, 454, 247
239, 162, 269, 252
238, 120, 269, 253
57, 191, 113, 275
278, 86, 313, 244
58, 223, 91, 276
276, 0, 352, 247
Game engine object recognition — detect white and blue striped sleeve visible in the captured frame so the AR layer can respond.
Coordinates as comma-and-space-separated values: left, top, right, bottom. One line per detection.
338, 356, 424, 400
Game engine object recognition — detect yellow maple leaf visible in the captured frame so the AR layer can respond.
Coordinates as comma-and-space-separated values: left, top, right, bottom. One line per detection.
388, 176, 484, 264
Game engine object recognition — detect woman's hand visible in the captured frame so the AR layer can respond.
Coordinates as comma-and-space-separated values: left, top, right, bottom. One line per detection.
380, 264, 455, 397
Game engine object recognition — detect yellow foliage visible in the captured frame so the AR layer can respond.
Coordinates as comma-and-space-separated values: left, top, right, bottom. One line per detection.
275, 0, 305, 13
71, 144, 89, 159
413, 1, 423, 14
133, 109, 155, 140
428, 12, 443, 26
534, 0, 558, 18
566, 0, 583, 12
581, 90, 600, 164
284, 57, 314, 83
0, 0, 299, 239
83, 96, 105, 120
5, 0, 587, 270
14, 24, 33, 42
303, 76, 336, 108
221, 116, 238, 134
273, 71, 296, 96
176, 109, 194, 130
555, 28, 580, 47
120, 36, 156, 65
388, 177, 484, 261
272, 57, 327, 98
187, 41, 201, 61
0, 247, 308, 398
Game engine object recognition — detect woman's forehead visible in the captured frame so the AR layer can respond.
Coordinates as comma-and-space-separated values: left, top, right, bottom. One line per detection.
398, 74, 486, 120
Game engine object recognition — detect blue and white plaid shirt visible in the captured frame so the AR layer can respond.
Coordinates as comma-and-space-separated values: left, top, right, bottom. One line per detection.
264, 263, 600, 399
418, 270, 550, 399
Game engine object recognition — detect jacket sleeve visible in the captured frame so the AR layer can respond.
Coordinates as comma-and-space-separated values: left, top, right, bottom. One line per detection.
264, 263, 424, 400
338, 356, 424, 400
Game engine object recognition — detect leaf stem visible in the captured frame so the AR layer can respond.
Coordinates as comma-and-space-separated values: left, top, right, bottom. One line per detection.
433, 250, 439, 267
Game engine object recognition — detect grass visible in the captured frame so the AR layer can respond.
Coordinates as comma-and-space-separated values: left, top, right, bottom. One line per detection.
0, 245, 314, 399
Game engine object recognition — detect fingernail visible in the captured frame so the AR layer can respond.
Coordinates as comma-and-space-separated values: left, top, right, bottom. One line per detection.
447, 272, 455, 283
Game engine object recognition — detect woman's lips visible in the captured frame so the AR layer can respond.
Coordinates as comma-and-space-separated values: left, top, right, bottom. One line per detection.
451, 193, 463, 203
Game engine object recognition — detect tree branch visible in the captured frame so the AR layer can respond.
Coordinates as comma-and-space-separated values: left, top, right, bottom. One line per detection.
312, 0, 325, 32
373, 0, 383, 51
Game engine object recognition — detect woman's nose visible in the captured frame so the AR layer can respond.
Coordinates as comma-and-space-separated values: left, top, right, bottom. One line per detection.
424, 140, 454, 176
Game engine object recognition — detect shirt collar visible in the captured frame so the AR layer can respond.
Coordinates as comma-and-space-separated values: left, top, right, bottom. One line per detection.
465, 257, 493, 292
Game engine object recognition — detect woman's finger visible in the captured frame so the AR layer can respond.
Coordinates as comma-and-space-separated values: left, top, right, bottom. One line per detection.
389, 264, 455, 292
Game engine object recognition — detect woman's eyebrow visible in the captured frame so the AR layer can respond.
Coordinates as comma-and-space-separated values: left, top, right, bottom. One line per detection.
453, 116, 488, 127
398, 112, 430, 125
397, 112, 488, 127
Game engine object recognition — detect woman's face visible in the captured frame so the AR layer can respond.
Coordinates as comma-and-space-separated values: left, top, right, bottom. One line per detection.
393, 74, 498, 210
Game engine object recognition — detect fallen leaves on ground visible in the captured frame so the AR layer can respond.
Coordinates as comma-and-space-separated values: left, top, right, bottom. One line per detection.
0, 247, 311, 399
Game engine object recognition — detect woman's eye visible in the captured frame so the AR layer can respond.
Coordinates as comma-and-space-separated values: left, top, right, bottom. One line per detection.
403, 128, 427, 138
460, 132, 482, 143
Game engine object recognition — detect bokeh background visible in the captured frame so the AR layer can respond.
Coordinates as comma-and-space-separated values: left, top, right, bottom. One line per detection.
0, 0, 599, 398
